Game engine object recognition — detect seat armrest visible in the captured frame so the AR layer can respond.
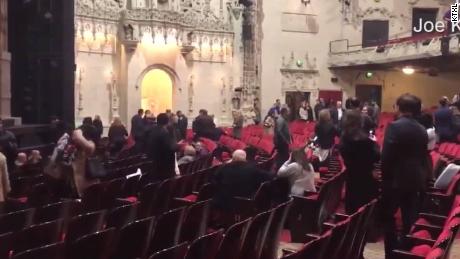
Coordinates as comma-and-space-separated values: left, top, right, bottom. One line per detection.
417, 213, 447, 226
304, 234, 319, 243
391, 250, 426, 259
402, 235, 435, 248
171, 198, 194, 208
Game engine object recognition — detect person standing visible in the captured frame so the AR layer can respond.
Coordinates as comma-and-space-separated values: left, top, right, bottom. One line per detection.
0, 150, 10, 202
143, 110, 156, 127
306, 102, 314, 122
269, 99, 282, 118
313, 98, 324, 121
93, 115, 103, 145
274, 108, 291, 170
339, 110, 380, 214
0, 119, 17, 171
263, 110, 276, 135
177, 110, 188, 141
381, 94, 429, 259
299, 101, 308, 121
232, 111, 244, 139
131, 109, 145, 151
434, 97, 455, 142
108, 117, 128, 156
314, 109, 338, 162
71, 125, 99, 197
146, 113, 179, 181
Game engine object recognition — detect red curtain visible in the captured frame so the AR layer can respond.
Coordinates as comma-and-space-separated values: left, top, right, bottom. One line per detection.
318, 90, 343, 103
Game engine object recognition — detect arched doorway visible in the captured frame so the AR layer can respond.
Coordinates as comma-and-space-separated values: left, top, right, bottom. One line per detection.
140, 68, 173, 116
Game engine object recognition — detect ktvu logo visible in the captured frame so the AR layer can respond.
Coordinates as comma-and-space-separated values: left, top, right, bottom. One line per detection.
413, 1, 459, 33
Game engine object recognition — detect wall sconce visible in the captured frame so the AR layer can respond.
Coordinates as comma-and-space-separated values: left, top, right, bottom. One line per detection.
301, 0, 310, 6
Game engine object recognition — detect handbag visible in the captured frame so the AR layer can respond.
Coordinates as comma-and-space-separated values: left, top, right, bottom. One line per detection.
85, 156, 107, 179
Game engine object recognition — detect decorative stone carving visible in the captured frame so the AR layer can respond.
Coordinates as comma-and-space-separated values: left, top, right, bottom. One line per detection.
76, 68, 84, 114
280, 51, 319, 100
76, 0, 234, 63
280, 51, 318, 73
188, 75, 194, 116
109, 71, 120, 119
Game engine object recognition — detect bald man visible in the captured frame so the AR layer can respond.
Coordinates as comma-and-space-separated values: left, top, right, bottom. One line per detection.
212, 149, 272, 212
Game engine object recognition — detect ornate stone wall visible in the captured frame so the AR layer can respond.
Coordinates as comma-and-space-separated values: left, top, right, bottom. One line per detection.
75, 0, 240, 127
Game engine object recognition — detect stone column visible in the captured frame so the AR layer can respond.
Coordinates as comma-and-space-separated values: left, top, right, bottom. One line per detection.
0, 0, 11, 118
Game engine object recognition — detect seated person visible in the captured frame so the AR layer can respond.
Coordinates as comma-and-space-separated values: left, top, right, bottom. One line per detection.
193, 141, 209, 157
13, 152, 28, 175
277, 149, 316, 196
212, 149, 272, 213
244, 146, 258, 164
28, 150, 42, 165
178, 145, 196, 166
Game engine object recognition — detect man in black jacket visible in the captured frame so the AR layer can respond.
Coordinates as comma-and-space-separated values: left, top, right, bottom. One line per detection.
145, 113, 179, 181
212, 150, 272, 213
381, 94, 429, 259
176, 110, 188, 141
131, 109, 144, 152
274, 108, 291, 170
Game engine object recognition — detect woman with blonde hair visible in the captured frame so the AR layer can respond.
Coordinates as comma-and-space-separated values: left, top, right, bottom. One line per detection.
108, 116, 128, 156
314, 109, 338, 161
277, 148, 316, 195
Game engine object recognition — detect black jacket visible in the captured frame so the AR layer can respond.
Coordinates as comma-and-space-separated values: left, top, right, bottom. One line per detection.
130, 115, 144, 140
381, 116, 429, 192
212, 161, 272, 211
146, 125, 179, 180
177, 115, 188, 140
315, 122, 338, 149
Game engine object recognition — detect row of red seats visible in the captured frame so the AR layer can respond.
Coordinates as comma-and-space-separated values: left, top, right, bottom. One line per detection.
392, 195, 460, 258
437, 142, 460, 160
282, 199, 378, 259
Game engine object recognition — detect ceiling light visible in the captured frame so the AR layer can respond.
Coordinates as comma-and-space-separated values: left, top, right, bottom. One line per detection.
365, 71, 373, 79
402, 66, 415, 75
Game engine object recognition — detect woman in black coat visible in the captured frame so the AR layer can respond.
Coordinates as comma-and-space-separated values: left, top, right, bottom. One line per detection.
339, 110, 380, 214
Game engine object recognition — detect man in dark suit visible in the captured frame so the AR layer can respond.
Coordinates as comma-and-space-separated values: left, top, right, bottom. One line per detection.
192, 109, 218, 140
274, 108, 291, 170
130, 109, 144, 152
212, 150, 272, 213
176, 110, 188, 141
434, 97, 454, 142
381, 94, 429, 259
145, 113, 179, 181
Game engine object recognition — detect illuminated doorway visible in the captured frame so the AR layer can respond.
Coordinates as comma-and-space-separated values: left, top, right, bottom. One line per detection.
140, 68, 173, 116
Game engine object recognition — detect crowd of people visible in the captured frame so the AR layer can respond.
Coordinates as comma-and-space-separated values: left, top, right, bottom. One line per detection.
0, 91, 458, 259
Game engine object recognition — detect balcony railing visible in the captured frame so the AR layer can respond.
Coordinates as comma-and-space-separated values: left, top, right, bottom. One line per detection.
328, 32, 460, 68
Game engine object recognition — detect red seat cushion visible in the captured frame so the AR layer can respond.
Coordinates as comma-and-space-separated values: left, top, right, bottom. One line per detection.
412, 230, 432, 239
183, 194, 197, 202
415, 218, 430, 225
426, 248, 444, 259
410, 244, 432, 256
319, 167, 328, 174
306, 194, 319, 200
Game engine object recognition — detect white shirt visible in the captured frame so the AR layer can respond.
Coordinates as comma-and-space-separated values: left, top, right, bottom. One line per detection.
299, 107, 308, 120
338, 109, 343, 121
278, 161, 316, 196
427, 128, 437, 151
